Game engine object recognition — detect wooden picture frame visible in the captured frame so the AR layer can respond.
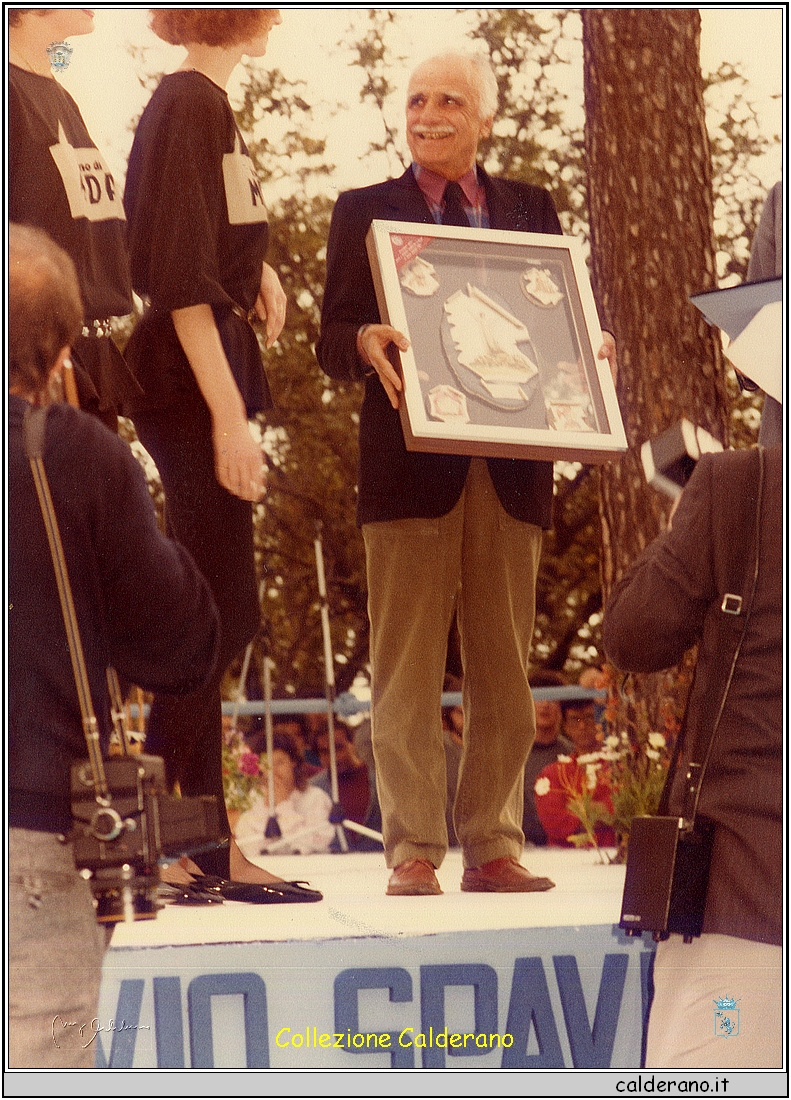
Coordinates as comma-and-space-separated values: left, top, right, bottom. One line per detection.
366, 220, 627, 463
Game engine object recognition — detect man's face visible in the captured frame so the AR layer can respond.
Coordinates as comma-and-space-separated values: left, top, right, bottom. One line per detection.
406, 56, 493, 181
533, 699, 563, 745
275, 720, 307, 753
445, 705, 463, 745
563, 704, 599, 755
317, 731, 353, 773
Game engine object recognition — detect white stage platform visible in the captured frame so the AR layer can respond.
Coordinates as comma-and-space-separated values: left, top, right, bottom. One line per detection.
96, 848, 652, 1070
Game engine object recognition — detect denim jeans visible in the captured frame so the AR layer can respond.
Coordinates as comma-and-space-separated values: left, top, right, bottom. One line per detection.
9, 828, 106, 1067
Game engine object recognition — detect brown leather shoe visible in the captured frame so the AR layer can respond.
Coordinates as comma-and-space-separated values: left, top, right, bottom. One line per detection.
386, 858, 442, 896
461, 857, 555, 893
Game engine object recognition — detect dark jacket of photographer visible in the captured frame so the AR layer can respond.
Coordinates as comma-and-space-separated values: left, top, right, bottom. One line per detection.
8, 397, 220, 834
603, 446, 782, 946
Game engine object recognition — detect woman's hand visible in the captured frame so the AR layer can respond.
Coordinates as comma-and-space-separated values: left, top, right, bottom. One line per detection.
212, 417, 267, 502
255, 261, 287, 348
171, 303, 267, 500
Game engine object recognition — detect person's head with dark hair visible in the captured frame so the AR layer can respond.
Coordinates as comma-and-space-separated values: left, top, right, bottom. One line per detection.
273, 715, 310, 753
271, 729, 309, 792
441, 672, 464, 745
315, 721, 363, 777
529, 670, 567, 690
9, 223, 83, 402
304, 711, 329, 749
9, 9, 93, 30
529, 669, 566, 746
577, 665, 604, 690
560, 697, 599, 755
150, 9, 280, 50
248, 717, 310, 754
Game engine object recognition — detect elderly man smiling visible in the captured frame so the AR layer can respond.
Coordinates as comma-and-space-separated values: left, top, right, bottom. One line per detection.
318, 50, 615, 896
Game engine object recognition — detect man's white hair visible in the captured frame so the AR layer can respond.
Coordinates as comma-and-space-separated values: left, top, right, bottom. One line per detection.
466, 52, 499, 121
411, 50, 499, 122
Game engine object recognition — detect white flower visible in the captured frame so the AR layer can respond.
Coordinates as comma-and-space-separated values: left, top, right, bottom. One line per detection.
556, 755, 573, 764
585, 764, 600, 790
577, 752, 603, 765
646, 748, 661, 761
534, 777, 551, 797
605, 735, 620, 750
648, 732, 667, 749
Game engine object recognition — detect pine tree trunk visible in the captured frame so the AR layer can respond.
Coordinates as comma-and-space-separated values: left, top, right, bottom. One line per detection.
583, 9, 729, 601
583, 10, 729, 734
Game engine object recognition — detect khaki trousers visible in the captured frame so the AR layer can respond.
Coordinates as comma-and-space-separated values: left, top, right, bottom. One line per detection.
9, 829, 107, 1067
363, 458, 542, 869
646, 933, 782, 1068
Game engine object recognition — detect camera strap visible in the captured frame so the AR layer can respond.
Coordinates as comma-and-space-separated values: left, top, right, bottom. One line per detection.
23, 404, 111, 804
658, 447, 765, 824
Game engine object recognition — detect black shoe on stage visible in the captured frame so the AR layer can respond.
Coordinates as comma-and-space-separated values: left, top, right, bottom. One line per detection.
180, 839, 323, 903
158, 881, 225, 906
191, 873, 323, 904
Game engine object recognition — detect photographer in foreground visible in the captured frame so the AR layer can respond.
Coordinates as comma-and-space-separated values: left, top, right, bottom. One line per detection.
8, 224, 220, 1067
603, 440, 781, 1068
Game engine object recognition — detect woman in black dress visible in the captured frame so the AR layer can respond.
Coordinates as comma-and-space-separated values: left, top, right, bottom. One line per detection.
125, 9, 318, 899
9, 8, 136, 429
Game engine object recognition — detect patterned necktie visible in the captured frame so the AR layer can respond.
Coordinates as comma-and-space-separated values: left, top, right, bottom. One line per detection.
441, 181, 469, 227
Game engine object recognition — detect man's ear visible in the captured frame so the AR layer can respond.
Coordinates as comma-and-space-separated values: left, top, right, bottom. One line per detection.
480, 115, 494, 141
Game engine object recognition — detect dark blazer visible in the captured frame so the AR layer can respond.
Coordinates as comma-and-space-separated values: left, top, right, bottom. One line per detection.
604, 447, 783, 946
317, 167, 562, 527
8, 396, 220, 832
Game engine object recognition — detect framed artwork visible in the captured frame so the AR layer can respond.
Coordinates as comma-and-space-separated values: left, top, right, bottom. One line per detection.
366, 221, 627, 463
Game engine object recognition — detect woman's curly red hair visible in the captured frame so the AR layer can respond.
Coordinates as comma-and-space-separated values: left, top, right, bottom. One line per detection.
150, 9, 274, 48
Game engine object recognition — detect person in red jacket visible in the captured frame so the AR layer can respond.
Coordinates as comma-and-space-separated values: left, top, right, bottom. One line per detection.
533, 696, 615, 849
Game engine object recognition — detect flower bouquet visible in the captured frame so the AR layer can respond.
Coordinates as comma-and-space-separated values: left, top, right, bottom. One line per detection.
221, 727, 267, 816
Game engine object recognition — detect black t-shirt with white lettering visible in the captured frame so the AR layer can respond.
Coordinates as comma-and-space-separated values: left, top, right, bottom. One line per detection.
9, 64, 132, 319
124, 72, 272, 415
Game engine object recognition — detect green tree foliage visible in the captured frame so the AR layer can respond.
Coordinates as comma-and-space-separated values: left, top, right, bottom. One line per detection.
251, 196, 369, 700
534, 463, 603, 670
346, 8, 407, 176
232, 66, 368, 700
705, 61, 776, 283
703, 61, 773, 453
471, 8, 585, 227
